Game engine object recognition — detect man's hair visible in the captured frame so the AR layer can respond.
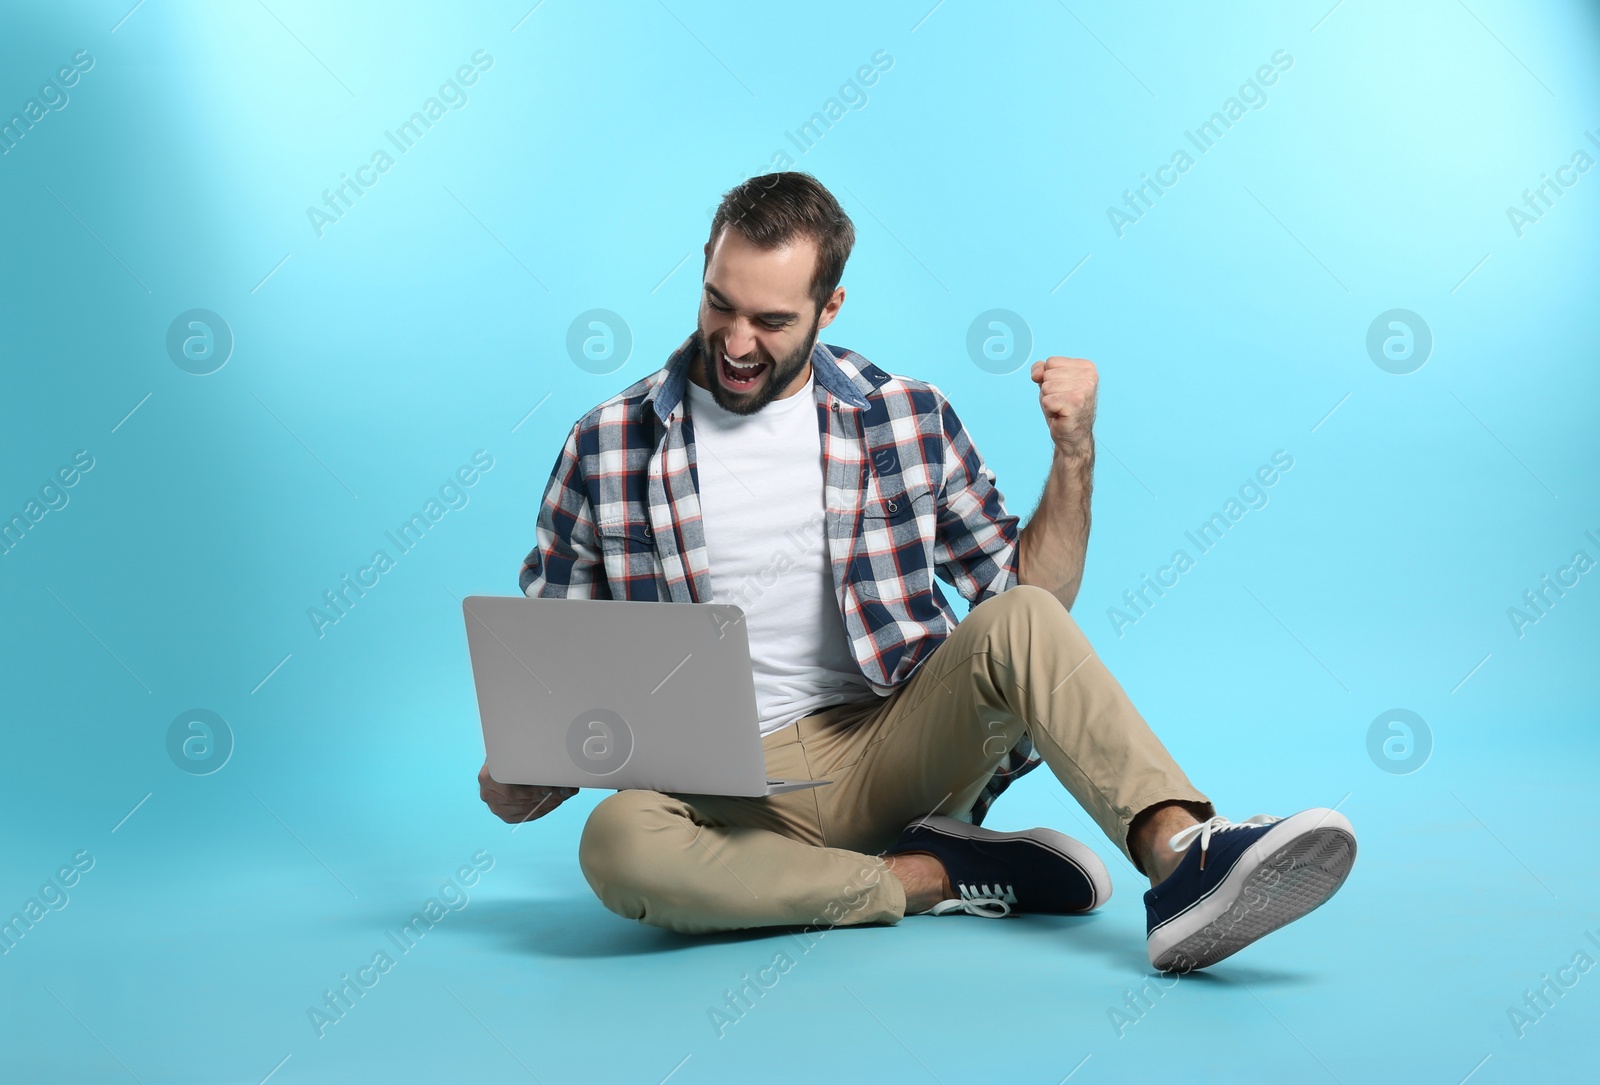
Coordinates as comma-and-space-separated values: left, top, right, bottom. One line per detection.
706, 172, 856, 316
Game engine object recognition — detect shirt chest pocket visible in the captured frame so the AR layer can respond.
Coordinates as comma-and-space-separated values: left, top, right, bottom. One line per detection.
596, 520, 654, 546
594, 519, 659, 596
862, 481, 935, 529
850, 483, 937, 599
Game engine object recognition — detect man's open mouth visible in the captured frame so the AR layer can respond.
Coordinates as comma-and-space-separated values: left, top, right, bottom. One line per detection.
719, 351, 768, 391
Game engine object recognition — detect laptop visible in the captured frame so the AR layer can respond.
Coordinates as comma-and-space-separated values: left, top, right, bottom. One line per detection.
462, 595, 832, 797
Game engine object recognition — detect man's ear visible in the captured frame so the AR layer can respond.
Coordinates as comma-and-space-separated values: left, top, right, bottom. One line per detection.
817, 286, 846, 331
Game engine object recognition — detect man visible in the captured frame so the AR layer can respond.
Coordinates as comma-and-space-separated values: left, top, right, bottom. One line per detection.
479, 172, 1355, 972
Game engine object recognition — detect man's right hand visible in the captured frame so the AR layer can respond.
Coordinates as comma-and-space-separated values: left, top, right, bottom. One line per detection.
478, 760, 578, 825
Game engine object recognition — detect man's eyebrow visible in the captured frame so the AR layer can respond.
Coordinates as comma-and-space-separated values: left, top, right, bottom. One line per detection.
704, 282, 801, 321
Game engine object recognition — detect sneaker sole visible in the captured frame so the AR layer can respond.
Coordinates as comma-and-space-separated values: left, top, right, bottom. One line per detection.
1147, 809, 1356, 973
915, 815, 1113, 912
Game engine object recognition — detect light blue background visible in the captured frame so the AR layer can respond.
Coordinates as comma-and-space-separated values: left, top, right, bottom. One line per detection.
2, 1, 1597, 1082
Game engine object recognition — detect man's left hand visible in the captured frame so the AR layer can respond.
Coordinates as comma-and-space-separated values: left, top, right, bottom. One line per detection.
1030, 355, 1097, 457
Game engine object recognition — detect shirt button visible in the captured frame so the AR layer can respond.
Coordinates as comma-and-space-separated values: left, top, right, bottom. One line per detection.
831, 402, 840, 412
886, 501, 898, 513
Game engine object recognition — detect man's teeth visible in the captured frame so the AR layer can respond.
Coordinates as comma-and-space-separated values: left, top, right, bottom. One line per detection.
724, 353, 762, 378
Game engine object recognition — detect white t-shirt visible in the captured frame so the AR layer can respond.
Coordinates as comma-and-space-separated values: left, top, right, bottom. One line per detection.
685, 371, 877, 735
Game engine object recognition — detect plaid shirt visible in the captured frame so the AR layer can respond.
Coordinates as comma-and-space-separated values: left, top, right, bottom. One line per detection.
519, 333, 1041, 824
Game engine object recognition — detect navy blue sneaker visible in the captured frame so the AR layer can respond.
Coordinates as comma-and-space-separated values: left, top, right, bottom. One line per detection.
1144, 809, 1356, 972
882, 815, 1112, 917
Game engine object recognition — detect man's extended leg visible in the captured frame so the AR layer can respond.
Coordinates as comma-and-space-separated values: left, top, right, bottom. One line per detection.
804, 584, 1213, 872
830, 584, 1355, 971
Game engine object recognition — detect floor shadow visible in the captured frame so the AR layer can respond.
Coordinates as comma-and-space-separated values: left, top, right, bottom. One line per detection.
969, 913, 1314, 986
1170, 962, 1316, 988
997, 912, 1130, 957
451, 898, 833, 959
439, 898, 1319, 983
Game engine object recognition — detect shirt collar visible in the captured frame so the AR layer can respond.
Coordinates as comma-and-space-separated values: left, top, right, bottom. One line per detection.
644, 332, 873, 425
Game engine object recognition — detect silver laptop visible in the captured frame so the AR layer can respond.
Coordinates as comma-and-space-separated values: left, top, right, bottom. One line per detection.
462, 595, 831, 797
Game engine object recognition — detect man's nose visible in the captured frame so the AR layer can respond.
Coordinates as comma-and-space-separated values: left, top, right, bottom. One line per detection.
723, 321, 758, 359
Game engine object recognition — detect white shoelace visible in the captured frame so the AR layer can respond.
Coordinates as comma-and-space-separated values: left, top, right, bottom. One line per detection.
1168, 814, 1280, 870
924, 884, 1015, 918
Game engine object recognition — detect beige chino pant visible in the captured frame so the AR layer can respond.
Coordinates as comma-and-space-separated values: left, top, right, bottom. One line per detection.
579, 585, 1212, 934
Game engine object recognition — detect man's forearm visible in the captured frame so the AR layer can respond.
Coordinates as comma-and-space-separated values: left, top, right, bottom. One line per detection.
1016, 443, 1094, 611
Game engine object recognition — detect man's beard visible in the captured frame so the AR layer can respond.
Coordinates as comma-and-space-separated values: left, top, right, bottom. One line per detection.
693, 312, 820, 416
